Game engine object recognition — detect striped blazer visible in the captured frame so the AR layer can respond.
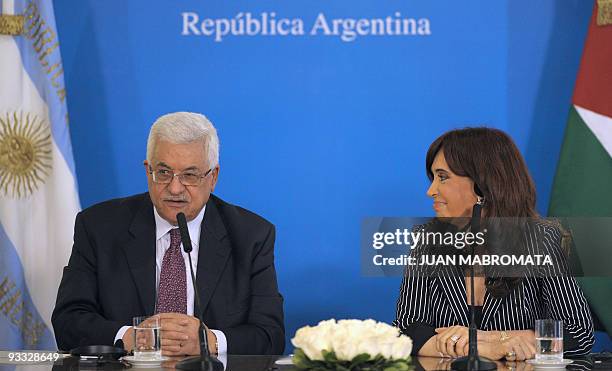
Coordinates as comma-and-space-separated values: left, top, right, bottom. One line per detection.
392, 220, 594, 357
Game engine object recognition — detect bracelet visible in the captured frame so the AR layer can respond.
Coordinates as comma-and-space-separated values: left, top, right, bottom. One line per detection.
499, 331, 511, 342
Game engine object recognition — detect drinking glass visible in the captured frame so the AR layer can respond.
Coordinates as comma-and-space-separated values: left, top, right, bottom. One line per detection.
535, 319, 563, 363
133, 315, 162, 360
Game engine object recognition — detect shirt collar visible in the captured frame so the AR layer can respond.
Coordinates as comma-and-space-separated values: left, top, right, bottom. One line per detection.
153, 205, 206, 247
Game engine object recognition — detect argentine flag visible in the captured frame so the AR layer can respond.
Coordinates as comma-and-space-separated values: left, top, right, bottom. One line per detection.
0, 0, 80, 349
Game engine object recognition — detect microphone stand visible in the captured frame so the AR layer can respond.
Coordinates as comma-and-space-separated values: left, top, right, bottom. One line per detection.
451, 202, 496, 371
175, 213, 224, 371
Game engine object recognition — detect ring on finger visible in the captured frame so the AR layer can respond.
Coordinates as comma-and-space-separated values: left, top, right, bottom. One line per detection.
450, 335, 460, 344
506, 350, 516, 359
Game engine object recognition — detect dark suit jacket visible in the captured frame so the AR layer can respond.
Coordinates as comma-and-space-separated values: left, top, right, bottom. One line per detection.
52, 193, 285, 354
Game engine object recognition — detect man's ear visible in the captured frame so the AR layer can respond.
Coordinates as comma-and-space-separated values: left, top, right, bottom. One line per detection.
210, 165, 220, 192
143, 160, 151, 178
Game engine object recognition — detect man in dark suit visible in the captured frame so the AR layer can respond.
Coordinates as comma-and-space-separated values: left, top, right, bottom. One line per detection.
52, 112, 285, 356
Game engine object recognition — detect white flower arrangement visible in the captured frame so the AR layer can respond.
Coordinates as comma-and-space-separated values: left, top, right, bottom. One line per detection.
291, 319, 413, 370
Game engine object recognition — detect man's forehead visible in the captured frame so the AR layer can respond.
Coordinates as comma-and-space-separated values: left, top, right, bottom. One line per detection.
152, 140, 208, 168
155, 161, 202, 171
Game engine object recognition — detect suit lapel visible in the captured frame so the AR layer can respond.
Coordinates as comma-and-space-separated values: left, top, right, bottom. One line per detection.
437, 265, 470, 326
196, 197, 231, 315
123, 195, 157, 314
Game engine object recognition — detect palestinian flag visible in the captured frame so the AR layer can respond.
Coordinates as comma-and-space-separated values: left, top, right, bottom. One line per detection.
549, 1, 612, 334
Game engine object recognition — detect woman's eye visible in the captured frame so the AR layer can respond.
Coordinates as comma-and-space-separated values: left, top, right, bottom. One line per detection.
438, 174, 448, 182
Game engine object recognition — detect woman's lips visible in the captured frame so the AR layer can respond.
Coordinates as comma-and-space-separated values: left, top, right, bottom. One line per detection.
433, 201, 446, 211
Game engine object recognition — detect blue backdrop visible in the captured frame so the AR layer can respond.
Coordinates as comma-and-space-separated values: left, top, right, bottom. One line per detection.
52, 0, 593, 351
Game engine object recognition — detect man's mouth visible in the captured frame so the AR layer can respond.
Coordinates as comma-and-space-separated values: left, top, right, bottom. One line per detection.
163, 199, 188, 207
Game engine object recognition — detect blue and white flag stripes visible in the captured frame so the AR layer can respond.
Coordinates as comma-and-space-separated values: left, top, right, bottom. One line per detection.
0, 0, 80, 349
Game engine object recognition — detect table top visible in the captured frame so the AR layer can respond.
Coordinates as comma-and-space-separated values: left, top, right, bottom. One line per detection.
0, 351, 602, 370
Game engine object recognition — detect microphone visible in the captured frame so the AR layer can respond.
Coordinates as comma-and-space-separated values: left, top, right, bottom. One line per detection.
450, 201, 497, 371
175, 212, 223, 371
178, 212, 193, 254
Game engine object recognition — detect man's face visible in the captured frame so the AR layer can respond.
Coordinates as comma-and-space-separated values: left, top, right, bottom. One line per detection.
144, 139, 219, 225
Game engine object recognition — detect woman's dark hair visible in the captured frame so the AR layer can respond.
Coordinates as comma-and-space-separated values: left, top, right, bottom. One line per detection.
426, 127, 538, 218
425, 127, 538, 297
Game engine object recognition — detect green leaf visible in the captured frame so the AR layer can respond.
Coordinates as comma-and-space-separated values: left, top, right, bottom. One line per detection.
292, 348, 413, 371
322, 350, 338, 363
293, 348, 310, 368
350, 353, 371, 365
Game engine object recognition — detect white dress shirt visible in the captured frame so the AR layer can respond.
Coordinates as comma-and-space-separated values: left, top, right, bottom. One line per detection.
114, 205, 227, 354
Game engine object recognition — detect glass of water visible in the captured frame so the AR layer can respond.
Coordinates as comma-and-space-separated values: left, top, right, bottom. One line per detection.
535, 319, 563, 363
133, 316, 162, 360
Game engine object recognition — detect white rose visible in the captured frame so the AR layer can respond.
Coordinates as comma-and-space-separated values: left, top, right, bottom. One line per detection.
331, 335, 357, 361
356, 337, 380, 358
292, 319, 413, 362
375, 337, 395, 359
292, 326, 331, 361
390, 335, 413, 359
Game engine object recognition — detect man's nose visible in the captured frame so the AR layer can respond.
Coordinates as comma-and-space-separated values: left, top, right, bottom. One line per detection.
167, 175, 186, 194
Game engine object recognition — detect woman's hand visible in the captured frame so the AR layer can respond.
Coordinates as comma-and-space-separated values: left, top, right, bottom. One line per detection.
435, 326, 495, 357
500, 336, 536, 361
435, 326, 471, 358
435, 327, 536, 360
477, 336, 536, 361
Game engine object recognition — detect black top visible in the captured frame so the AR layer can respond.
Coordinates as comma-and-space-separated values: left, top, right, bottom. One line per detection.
473, 305, 483, 329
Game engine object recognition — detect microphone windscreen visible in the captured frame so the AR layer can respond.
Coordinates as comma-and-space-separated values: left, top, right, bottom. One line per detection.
176, 212, 193, 253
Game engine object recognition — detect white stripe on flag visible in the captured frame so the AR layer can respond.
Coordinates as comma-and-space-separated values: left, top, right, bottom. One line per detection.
575, 105, 612, 158
0, 21, 79, 336
2, 0, 14, 15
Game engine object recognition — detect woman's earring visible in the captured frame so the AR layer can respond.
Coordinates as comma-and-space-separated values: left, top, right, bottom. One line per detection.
476, 196, 485, 206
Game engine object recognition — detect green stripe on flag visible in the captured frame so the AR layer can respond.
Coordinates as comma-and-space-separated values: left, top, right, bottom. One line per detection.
549, 106, 612, 216
549, 105, 612, 334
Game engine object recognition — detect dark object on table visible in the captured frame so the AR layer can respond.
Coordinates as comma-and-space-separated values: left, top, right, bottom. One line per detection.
69, 345, 127, 360
590, 352, 612, 369
64, 346, 129, 369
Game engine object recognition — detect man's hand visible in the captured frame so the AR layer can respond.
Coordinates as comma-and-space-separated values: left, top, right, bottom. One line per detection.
121, 327, 135, 352
122, 316, 160, 353
157, 313, 217, 356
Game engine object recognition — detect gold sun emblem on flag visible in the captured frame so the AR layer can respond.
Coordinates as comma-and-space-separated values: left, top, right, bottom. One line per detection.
0, 111, 52, 198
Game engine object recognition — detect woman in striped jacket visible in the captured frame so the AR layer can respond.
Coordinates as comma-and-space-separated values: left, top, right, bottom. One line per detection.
393, 127, 594, 361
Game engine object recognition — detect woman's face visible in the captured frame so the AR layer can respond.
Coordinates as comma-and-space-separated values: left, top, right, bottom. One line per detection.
427, 150, 478, 218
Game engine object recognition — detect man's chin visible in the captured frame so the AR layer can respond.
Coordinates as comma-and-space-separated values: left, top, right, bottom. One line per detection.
160, 205, 190, 224
163, 200, 189, 209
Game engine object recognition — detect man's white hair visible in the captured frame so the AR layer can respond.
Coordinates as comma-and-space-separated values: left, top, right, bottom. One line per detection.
146, 112, 219, 168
